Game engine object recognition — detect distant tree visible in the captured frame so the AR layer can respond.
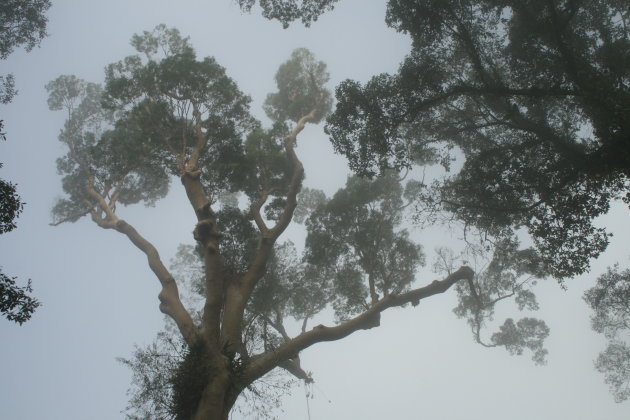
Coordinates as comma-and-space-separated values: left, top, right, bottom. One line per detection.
48, 25, 550, 419
584, 265, 630, 402
0, 0, 51, 323
322, 0, 630, 279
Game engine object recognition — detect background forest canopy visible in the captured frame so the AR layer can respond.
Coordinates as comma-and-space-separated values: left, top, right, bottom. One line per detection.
39, 0, 630, 418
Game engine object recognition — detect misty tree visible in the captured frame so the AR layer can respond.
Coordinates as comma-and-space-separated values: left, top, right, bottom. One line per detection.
584, 265, 630, 402
47, 25, 550, 420
317, 0, 630, 279
242, 0, 630, 404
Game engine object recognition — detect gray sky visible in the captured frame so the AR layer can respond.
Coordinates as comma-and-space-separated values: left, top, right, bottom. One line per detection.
0, 1, 628, 419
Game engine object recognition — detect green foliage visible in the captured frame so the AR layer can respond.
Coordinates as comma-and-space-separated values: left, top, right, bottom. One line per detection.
0, 177, 23, 234
326, 0, 630, 279
293, 187, 326, 223
490, 317, 549, 365
450, 236, 549, 363
237, 0, 339, 28
0, 271, 40, 324
0, 0, 51, 59
171, 341, 216, 420
0, 0, 51, 104
594, 341, 630, 403
120, 326, 295, 420
249, 241, 301, 317
0, 1, 50, 323
242, 127, 293, 208
102, 24, 256, 197
585, 265, 630, 401
217, 206, 259, 275
305, 173, 425, 319
0, 74, 16, 104
46, 74, 172, 223
118, 332, 183, 420
47, 25, 260, 224
264, 48, 332, 124
584, 266, 630, 339
1, 122, 36, 325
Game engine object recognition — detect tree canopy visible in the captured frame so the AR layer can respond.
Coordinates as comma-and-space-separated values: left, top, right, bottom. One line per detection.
320, 0, 630, 279
47, 25, 554, 419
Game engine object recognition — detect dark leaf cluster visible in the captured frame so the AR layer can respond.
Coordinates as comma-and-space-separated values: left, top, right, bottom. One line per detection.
0, 0, 51, 59
238, 0, 340, 28
326, 0, 630, 278
0, 177, 23, 234
0, 271, 40, 324
305, 173, 425, 318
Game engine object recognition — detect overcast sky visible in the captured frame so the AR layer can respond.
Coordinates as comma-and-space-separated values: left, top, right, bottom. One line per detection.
1, 1, 628, 419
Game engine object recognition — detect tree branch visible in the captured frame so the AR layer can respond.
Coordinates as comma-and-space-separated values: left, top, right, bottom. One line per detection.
243, 266, 474, 382
221, 109, 316, 354
113, 219, 199, 346
278, 358, 312, 383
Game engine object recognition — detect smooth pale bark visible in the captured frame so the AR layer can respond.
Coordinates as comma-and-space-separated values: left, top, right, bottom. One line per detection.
220, 109, 314, 354
71, 101, 475, 419
243, 266, 474, 382
84, 178, 199, 345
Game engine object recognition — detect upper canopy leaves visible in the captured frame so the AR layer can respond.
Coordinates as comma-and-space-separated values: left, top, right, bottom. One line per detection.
326, 0, 630, 278
46, 74, 171, 224
305, 173, 425, 319
264, 48, 332, 124
47, 26, 265, 224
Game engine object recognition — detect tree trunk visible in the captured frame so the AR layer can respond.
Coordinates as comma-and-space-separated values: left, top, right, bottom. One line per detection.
192, 369, 241, 420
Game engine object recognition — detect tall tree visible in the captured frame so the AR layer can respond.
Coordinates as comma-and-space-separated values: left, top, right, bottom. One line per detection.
321, 0, 630, 279
48, 26, 550, 419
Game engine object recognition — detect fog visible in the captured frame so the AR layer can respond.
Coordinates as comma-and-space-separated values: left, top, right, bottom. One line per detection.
0, 1, 628, 419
